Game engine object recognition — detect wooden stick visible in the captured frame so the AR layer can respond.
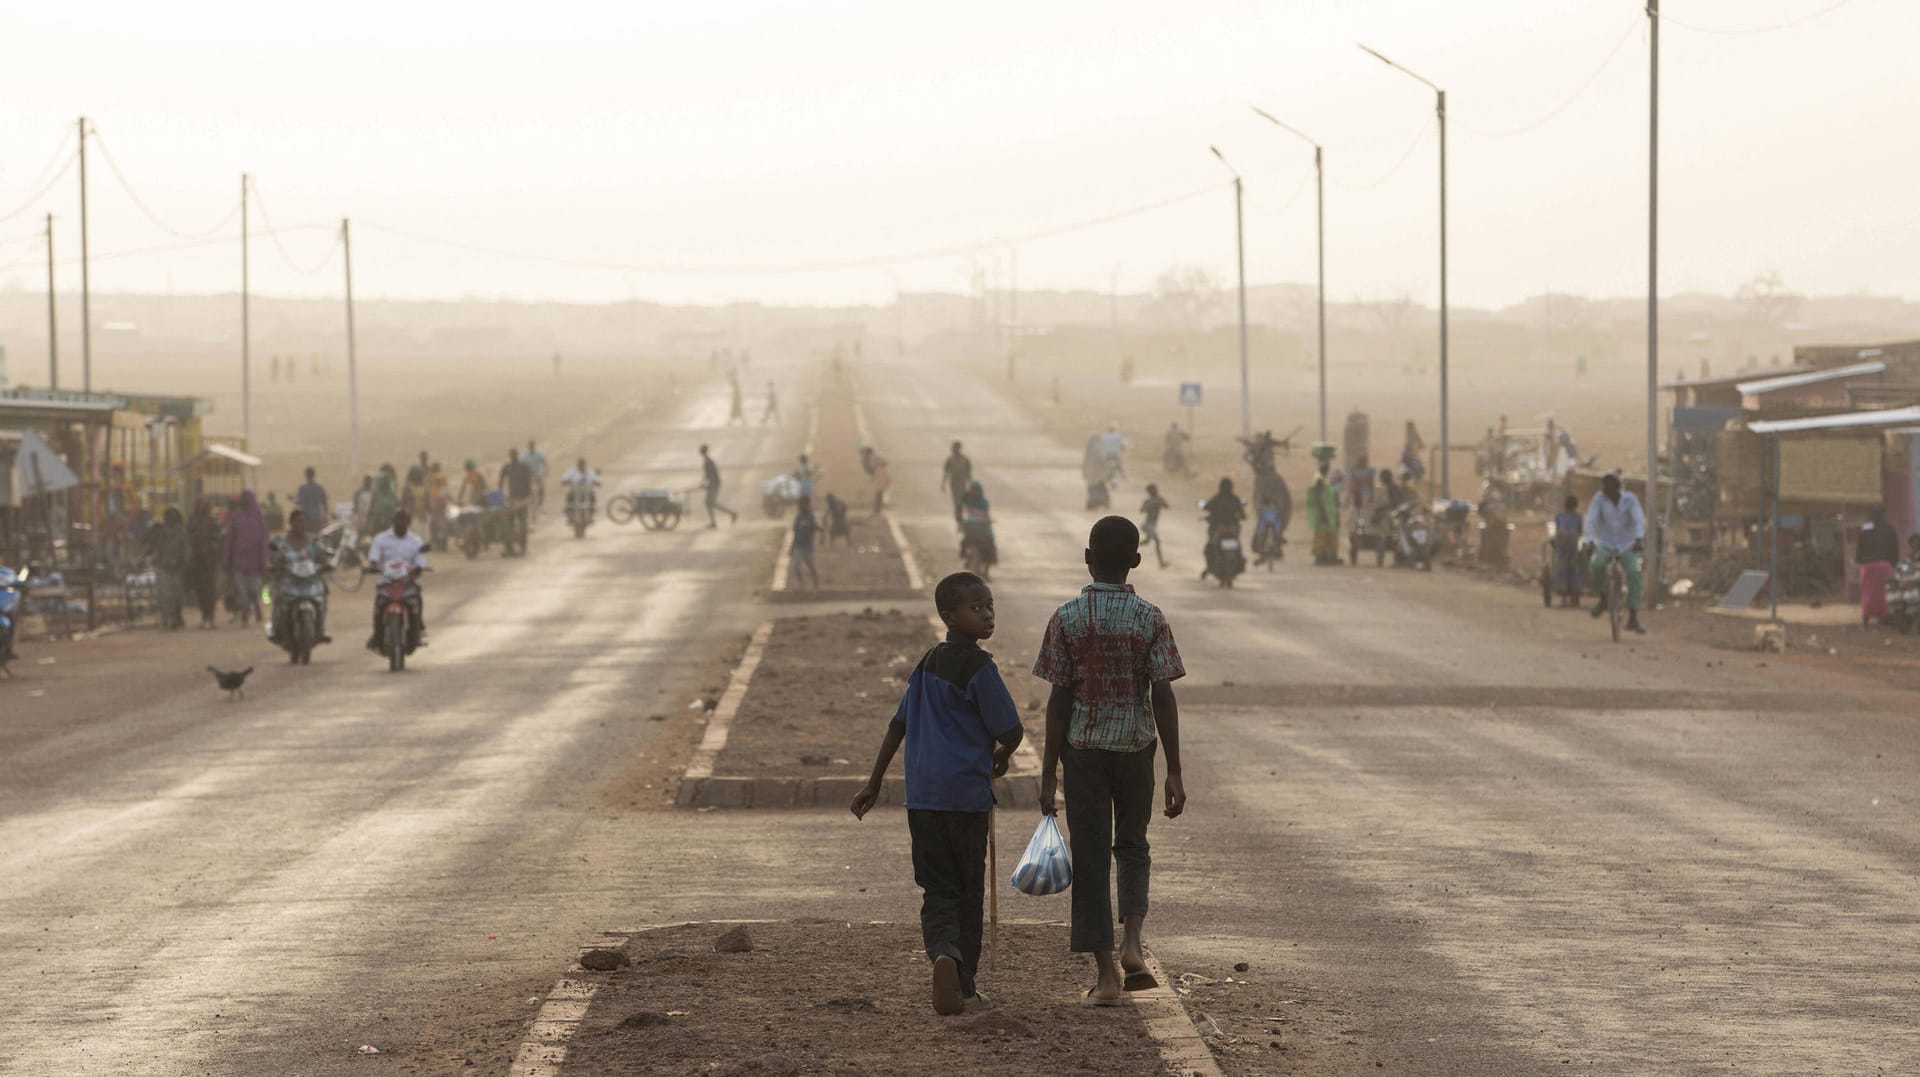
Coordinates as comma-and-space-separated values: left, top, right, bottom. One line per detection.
988, 805, 999, 974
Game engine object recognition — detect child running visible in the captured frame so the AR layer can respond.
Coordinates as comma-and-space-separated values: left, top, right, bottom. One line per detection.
1138, 483, 1170, 568
1033, 516, 1187, 1005
852, 572, 1025, 1015
790, 496, 821, 590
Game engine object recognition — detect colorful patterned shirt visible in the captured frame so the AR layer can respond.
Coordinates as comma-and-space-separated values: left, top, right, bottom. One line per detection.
1031, 582, 1185, 752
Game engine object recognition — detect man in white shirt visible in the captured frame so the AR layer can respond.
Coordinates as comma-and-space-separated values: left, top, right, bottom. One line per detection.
366, 509, 430, 651
561, 458, 600, 519
1584, 472, 1647, 634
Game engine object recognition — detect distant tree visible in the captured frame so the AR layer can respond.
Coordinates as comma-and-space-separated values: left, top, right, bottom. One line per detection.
1151, 267, 1223, 330
1737, 270, 1801, 327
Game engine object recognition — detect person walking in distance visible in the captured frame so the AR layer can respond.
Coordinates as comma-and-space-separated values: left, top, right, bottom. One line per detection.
761, 381, 781, 425
860, 444, 892, 517
940, 441, 973, 526
296, 467, 329, 529
186, 499, 222, 628
790, 495, 821, 590
1033, 516, 1187, 1005
727, 370, 747, 426
221, 490, 271, 628
699, 444, 738, 528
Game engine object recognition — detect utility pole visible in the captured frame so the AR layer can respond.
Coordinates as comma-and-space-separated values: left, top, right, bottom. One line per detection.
45, 214, 58, 390
1359, 46, 1449, 496
77, 116, 92, 393
1647, 0, 1663, 588
342, 219, 360, 478
1252, 109, 1327, 444
241, 174, 251, 447
1211, 146, 1250, 438
1006, 245, 1019, 383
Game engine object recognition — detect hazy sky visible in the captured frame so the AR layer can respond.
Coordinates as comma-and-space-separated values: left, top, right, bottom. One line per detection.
2, 0, 1915, 310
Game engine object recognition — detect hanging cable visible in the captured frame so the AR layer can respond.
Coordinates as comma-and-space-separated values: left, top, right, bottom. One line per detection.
247, 177, 341, 276
1248, 166, 1316, 220
1662, 0, 1860, 35
1331, 117, 1433, 193
358, 182, 1227, 276
1460, 20, 1641, 138
88, 126, 240, 240
0, 152, 77, 224
51, 226, 329, 266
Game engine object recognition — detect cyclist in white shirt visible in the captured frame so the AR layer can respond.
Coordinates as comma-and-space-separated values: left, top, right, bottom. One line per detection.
1584, 472, 1647, 634
366, 509, 430, 650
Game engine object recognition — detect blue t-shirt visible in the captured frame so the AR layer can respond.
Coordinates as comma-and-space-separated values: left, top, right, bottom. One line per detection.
890, 638, 1023, 812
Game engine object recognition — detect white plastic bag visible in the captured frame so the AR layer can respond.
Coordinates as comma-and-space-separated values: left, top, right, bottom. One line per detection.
1010, 814, 1072, 896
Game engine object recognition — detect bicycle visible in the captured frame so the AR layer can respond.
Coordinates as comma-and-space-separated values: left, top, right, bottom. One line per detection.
1606, 555, 1625, 643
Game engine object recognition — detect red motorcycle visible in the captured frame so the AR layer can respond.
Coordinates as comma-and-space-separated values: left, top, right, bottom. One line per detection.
371, 559, 425, 672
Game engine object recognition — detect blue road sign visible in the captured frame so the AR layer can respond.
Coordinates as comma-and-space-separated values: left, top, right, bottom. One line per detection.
1179, 382, 1203, 407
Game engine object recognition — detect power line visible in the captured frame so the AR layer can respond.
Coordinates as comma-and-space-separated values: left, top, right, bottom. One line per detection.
358, 183, 1227, 276
88, 126, 240, 240
44, 225, 331, 267
1662, 0, 1860, 35
2, 129, 75, 200
1460, 20, 1641, 138
0, 152, 77, 223
1331, 116, 1433, 193
1247, 166, 1316, 219
247, 177, 341, 276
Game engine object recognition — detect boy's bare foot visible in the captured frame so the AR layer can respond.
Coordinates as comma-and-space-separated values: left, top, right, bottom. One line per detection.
1086, 952, 1125, 1005
931, 955, 964, 1016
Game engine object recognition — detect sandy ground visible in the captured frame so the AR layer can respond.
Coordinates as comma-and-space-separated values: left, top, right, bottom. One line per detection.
561, 920, 1173, 1076
5, 347, 1919, 1076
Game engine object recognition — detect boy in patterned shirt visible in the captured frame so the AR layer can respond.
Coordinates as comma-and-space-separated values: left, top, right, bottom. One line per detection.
1033, 515, 1187, 1005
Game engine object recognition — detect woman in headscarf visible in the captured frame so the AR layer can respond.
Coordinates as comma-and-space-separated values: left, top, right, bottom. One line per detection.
186, 498, 223, 628
221, 490, 271, 628
143, 506, 191, 630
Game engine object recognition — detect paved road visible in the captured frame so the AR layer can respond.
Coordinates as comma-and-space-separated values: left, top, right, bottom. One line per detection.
0, 374, 807, 1075
855, 358, 1920, 1076
5, 358, 1915, 1077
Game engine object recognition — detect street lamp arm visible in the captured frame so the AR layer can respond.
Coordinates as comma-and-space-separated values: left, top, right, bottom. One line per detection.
1357, 43, 1441, 93
1208, 145, 1241, 180
1251, 107, 1320, 150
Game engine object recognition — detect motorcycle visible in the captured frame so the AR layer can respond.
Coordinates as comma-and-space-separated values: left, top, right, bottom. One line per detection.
1202, 518, 1246, 589
1890, 557, 1920, 634
273, 555, 330, 665
369, 560, 425, 672
1392, 503, 1434, 571
564, 482, 597, 540
0, 564, 29, 678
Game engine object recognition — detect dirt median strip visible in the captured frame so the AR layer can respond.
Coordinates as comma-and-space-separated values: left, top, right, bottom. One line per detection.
1180, 682, 1827, 711
545, 920, 1210, 1076
678, 610, 1042, 811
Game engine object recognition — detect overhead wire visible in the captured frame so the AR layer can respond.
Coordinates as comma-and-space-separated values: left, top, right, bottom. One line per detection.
358, 182, 1229, 276
1459, 19, 1642, 138
89, 126, 241, 240
1662, 0, 1860, 35
0, 152, 77, 224
247, 176, 341, 276
1331, 116, 1433, 193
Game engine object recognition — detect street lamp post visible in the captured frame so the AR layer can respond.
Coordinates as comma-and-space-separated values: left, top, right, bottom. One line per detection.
1359, 45, 1448, 498
1251, 108, 1327, 446
1210, 146, 1251, 439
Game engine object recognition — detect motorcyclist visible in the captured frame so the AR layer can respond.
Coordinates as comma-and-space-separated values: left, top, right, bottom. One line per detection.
268, 508, 331, 647
1200, 478, 1246, 579
562, 457, 601, 517
958, 479, 997, 580
366, 508, 429, 651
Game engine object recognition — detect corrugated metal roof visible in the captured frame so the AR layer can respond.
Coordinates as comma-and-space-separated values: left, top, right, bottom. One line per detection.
1736, 360, 1885, 396
1747, 406, 1920, 434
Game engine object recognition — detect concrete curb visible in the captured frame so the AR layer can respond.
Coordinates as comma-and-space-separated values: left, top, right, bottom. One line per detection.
1137, 948, 1228, 1077
675, 620, 775, 802
506, 931, 630, 1076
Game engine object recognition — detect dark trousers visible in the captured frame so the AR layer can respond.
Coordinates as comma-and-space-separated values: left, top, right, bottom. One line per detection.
1063, 742, 1157, 953
908, 809, 989, 997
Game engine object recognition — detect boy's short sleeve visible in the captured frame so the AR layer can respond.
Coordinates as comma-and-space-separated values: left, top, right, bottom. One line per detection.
888, 667, 915, 729
1146, 610, 1185, 684
966, 663, 1024, 741
1030, 610, 1073, 687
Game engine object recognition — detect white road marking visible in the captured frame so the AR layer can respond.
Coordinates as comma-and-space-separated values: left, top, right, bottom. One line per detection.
680, 619, 775, 782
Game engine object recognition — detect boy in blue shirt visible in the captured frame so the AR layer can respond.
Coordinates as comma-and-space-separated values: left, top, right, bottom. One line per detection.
852, 572, 1025, 1015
